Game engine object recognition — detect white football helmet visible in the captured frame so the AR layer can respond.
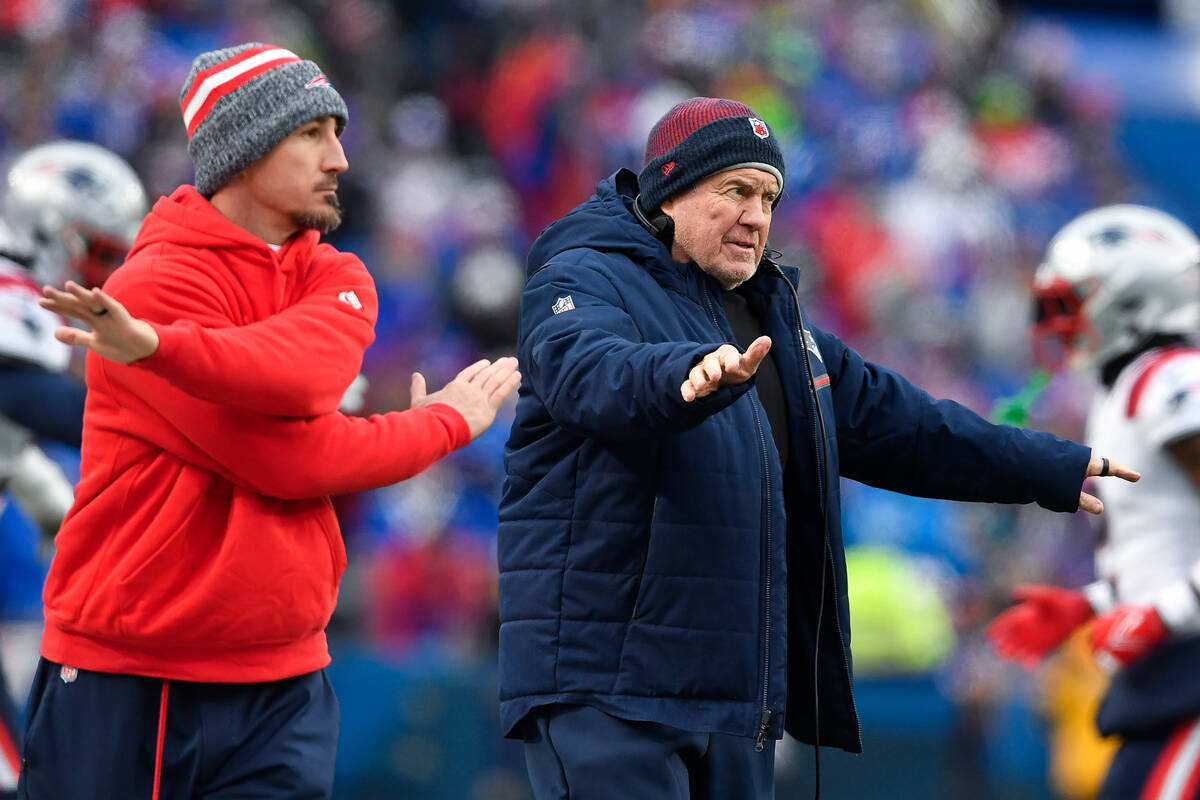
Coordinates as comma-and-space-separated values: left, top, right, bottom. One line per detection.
1032, 204, 1200, 371
3, 141, 148, 288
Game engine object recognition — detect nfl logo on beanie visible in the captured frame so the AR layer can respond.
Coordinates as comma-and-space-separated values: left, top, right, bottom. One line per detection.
638, 97, 785, 213
180, 42, 350, 197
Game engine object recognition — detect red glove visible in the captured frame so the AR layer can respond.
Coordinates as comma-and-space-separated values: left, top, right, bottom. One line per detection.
1090, 605, 1168, 673
986, 584, 1095, 668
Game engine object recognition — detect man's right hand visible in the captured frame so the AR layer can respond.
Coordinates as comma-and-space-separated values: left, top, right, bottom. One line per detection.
411, 357, 520, 440
986, 584, 1095, 669
681, 335, 772, 403
40, 281, 159, 364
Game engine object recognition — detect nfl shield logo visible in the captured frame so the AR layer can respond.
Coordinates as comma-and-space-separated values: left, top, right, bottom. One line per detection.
552, 296, 575, 315
802, 326, 824, 363
60, 665, 78, 683
748, 117, 769, 139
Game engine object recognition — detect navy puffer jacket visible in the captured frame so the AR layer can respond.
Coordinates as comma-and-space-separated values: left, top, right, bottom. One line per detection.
498, 170, 1090, 750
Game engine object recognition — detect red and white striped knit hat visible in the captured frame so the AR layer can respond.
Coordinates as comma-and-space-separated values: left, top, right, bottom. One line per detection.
179, 42, 349, 197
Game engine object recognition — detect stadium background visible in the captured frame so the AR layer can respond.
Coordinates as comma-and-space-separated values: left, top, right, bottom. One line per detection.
2, 0, 1199, 797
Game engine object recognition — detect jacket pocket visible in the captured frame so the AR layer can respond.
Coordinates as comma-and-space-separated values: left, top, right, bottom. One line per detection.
315, 496, 348, 584
115, 488, 340, 649
628, 497, 655, 622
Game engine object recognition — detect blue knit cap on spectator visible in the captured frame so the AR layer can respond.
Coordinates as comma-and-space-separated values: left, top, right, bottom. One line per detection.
638, 97, 785, 214
180, 42, 349, 197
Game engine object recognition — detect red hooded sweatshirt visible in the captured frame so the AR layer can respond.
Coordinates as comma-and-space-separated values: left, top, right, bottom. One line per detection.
40, 186, 470, 682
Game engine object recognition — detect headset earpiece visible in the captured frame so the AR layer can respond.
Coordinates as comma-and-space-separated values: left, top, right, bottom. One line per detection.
633, 195, 675, 247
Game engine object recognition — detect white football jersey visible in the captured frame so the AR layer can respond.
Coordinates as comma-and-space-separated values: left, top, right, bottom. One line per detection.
1088, 346, 1200, 605
0, 255, 69, 372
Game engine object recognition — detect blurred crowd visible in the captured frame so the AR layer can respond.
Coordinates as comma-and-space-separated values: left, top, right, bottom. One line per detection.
0, 0, 1181, 796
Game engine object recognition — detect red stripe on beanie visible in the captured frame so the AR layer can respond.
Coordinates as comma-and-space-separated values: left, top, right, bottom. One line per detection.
185, 57, 297, 138
644, 97, 756, 163
180, 44, 277, 113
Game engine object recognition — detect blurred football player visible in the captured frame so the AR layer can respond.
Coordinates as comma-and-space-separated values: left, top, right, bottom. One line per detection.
988, 204, 1200, 799
0, 140, 146, 797
1, 140, 147, 453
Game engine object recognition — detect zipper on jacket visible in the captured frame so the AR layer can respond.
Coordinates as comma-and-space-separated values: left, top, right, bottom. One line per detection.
700, 281, 722, 330
778, 265, 863, 749
755, 709, 772, 752
749, 395, 773, 752
701, 281, 775, 751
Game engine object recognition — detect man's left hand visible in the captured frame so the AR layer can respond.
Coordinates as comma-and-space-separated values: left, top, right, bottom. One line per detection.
1091, 605, 1167, 672
1078, 456, 1140, 514
681, 336, 771, 403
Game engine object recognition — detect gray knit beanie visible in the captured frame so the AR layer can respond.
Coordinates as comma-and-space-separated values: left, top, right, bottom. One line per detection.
180, 42, 349, 197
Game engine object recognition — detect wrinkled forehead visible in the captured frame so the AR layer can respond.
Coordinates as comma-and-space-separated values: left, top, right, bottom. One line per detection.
707, 166, 780, 194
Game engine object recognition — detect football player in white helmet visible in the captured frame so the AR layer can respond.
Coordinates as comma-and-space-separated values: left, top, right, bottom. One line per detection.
0, 140, 148, 535
0, 140, 146, 797
3, 140, 147, 291
988, 204, 1200, 799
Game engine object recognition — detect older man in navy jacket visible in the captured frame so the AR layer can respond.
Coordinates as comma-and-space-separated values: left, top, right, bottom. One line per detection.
498, 97, 1138, 799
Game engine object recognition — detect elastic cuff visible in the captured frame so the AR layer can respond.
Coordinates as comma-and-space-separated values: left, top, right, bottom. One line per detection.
1083, 579, 1117, 615
1154, 577, 1200, 634
135, 320, 173, 369
426, 402, 471, 449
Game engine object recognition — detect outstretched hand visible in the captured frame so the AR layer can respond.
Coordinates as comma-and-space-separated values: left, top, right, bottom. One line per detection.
412, 357, 521, 440
681, 336, 772, 403
1078, 455, 1140, 514
39, 281, 159, 364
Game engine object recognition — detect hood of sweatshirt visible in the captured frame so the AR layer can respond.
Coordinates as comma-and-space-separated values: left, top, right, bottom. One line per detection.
125, 185, 322, 273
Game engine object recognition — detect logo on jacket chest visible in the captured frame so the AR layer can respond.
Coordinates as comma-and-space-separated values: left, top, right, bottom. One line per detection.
552, 295, 575, 315
801, 325, 824, 364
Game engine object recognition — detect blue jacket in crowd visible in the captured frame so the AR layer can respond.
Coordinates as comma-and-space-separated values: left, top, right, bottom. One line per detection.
497, 169, 1090, 751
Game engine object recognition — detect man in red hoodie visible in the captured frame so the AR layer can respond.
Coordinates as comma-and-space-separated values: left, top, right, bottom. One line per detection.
17, 42, 519, 800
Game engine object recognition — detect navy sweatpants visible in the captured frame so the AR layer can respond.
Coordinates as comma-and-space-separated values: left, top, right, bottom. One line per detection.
17, 659, 339, 800
523, 704, 775, 800
1102, 717, 1200, 800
